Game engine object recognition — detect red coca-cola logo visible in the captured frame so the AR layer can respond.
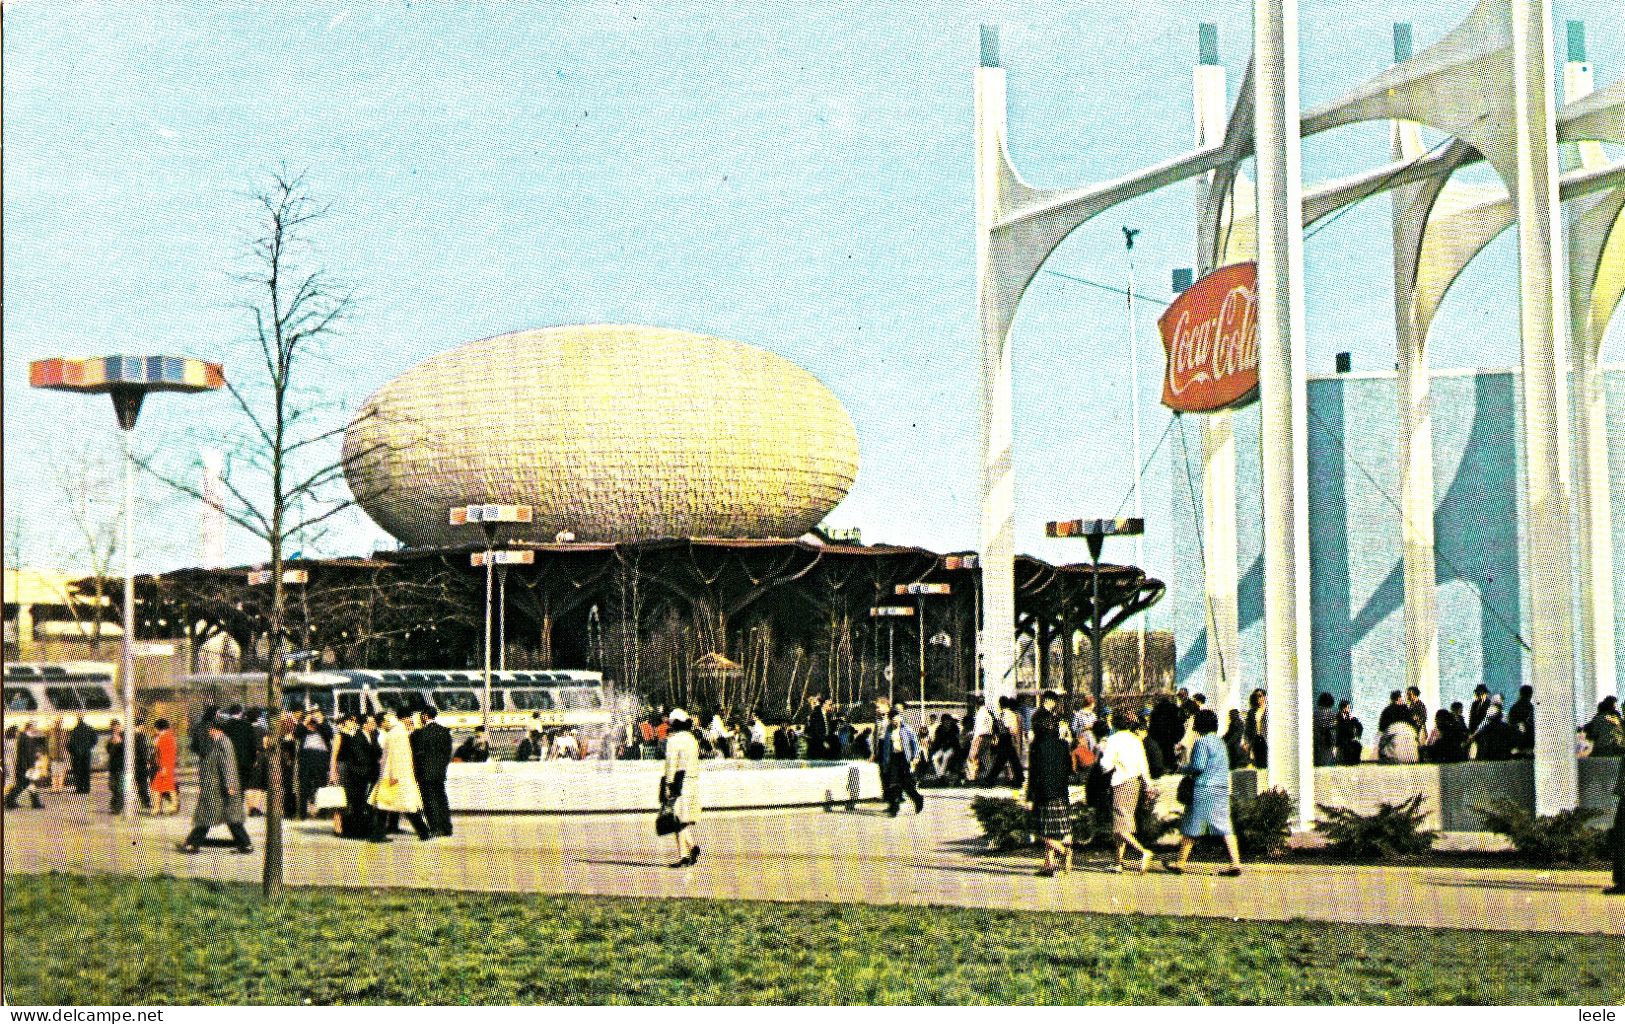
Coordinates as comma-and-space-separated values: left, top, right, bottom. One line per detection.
1159, 262, 1260, 413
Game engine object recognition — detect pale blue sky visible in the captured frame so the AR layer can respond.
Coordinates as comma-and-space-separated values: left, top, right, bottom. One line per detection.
5, 0, 1620, 613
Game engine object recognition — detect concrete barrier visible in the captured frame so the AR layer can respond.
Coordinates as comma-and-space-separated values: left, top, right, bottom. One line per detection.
444, 758, 885, 814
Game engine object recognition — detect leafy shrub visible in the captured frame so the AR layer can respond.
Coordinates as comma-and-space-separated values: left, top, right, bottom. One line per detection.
1315, 794, 1439, 859
1233, 787, 1293, 857
1474, 800, 1608, 866
970, 795, 1031, 851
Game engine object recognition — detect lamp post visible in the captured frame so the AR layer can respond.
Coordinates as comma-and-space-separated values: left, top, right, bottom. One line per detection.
869, 604, 914, 706
896, 582, 951, 726
30, 355, 224, 819
1046, 518, 1145, 701
453, 503, 533, 733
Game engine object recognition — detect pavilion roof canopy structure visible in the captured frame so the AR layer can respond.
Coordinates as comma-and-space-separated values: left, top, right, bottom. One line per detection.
96, 539, 1163, 709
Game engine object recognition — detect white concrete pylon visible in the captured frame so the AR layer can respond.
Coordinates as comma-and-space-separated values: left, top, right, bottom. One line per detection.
1566, 32, 1625, 707
1254, 0, 1316, 828
1193, 25, 1244, 717
972, 25, 1236, 707
1294, 0, 1581, 813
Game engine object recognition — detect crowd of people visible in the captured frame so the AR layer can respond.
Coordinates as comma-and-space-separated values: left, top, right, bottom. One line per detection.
4, 685, 1621, 893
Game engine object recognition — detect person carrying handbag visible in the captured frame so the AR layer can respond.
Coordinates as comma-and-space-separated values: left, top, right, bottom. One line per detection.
660, 709, 702, 867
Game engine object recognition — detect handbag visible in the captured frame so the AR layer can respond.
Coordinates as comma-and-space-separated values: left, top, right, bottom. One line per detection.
1176, 774, 1195, 806
655, 803, 682, 836
312, 785, 348, 813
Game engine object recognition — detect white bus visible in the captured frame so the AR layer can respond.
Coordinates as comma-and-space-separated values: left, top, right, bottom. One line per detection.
181, 668, 611, 736
3, 662, 121, 768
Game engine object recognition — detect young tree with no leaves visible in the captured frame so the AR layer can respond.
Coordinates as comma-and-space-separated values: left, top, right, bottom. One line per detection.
155, 167, 389, 899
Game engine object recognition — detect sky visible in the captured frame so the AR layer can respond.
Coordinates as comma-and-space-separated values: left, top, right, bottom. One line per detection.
4, 0, 1621, 624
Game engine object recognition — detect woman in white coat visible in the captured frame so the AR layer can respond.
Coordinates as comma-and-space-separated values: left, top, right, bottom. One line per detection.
662, 709, 703, 867
369, 711, 431, 842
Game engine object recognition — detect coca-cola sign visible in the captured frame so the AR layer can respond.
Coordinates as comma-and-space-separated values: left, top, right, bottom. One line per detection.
1158, 262, 1260, 413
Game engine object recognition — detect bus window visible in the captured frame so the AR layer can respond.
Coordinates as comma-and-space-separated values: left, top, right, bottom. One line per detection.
39, 666, 67, 678
508, 689, 555, 711
76, 687, 113, 711
375, 690, 434, 715
337, 692, 362, 717
44, 687, 83, 711
432, 691, 480, 713
557, 689, 600, 710
4, 688, 37, 711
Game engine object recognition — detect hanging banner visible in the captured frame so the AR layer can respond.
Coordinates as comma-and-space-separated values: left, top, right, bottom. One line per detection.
1158, 261, 1259, 413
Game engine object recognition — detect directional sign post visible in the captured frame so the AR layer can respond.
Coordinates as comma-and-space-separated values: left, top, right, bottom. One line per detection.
453, 504, 534, 732
31, 355, 224, 819
870, 605, 914, 705
1046, 518, 1145, 700
896, 582, 952, 722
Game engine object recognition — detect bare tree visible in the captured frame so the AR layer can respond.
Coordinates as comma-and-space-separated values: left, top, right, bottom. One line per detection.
150, 166, 390, 900
56, 452, 124, 656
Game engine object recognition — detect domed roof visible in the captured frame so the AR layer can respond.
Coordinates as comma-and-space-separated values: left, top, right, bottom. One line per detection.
342, 324, 859, 547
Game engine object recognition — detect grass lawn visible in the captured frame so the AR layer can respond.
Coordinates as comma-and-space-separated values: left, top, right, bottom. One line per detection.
4, 872, 1621, 1005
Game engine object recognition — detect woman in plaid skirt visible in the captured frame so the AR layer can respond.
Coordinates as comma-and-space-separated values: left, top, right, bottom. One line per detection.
1025, 709, 1073, 877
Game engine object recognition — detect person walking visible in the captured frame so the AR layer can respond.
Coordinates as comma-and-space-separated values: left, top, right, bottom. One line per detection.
4, 723, 47, 809
150, 719, 179, 815
1098, 711, 1156, 873
332, 715, 375, 838
1222, 709, 1249, 769
67, 716, 98, 794
1025, 709, 1073, 876
1244, 690, 1268, 769
294, 710, 334, 819
132, 722, 153, 812
368, 711, 431, 842
105, 721, 127, 814
661, 709, 703, 867
878, 703, 924, 817
1605, 752, 1624, 896
178, 717, 251, 855
47, 717, 68, 792
221, 706, 258, 810
411, 707, 454, 837
1163, 709, 1242, 876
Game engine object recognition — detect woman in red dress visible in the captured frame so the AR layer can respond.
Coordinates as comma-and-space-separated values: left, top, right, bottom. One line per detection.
150, 719, 179, 815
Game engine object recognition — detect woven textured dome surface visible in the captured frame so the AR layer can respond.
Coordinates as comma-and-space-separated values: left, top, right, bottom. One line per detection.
343, 324, 859, 546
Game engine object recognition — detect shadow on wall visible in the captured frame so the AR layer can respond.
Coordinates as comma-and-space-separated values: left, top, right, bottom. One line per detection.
1177, 373, 1525, 705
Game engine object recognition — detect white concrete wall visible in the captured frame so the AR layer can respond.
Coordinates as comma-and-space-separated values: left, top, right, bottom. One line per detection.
446, 759, 885, 814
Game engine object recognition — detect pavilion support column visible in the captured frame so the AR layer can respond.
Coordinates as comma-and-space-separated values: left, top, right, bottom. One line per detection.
1510, 0, 1579, 814
1202, 415, 1243, 714
1392, 105, 1442, 715
975, 27, 1017, 710
1565, 34, 1619, 708
1253, 0, 1316, 829
1193, 28, 1241, 716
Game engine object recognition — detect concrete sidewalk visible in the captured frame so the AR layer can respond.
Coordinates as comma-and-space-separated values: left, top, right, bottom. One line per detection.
3, 787, 1620, 935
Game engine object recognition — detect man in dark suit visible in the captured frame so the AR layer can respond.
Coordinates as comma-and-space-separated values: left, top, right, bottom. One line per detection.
1468, 684, 1493, 734
411, 708, 454, 837
220, 706, 259, 799
67, 717, 98, 793
1606, 754, 1624, 896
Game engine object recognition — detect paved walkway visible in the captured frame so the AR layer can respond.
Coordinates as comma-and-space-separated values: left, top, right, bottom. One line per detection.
4, 787, 1620, 935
